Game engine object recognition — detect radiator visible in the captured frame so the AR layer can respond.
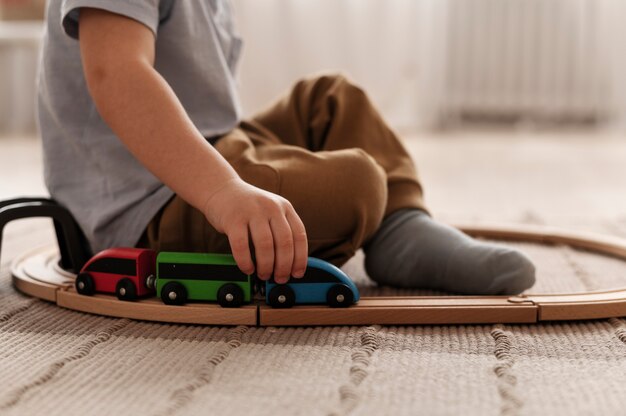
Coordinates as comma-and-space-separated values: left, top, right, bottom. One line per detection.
420, 0, 610, 125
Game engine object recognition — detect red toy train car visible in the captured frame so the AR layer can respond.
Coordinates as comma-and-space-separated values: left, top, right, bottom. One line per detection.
75, 248, 156, 301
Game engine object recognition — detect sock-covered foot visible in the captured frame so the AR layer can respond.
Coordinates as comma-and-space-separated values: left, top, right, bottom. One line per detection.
363, 209, 536, 295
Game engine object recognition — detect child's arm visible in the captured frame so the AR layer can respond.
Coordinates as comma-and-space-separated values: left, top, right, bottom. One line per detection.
78, 8, 307, 283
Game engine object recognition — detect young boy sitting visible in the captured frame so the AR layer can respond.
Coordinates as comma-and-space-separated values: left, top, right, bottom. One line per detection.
38, 1, 535, 294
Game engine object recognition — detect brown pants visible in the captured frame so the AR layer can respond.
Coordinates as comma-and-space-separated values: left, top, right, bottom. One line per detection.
140, 74, 426, 266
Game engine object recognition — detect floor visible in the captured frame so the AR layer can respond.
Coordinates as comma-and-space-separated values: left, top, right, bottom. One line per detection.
1, 130, 626, 415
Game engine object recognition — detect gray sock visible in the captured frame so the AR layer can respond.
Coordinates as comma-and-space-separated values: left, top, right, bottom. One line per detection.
363, 209, 536, 295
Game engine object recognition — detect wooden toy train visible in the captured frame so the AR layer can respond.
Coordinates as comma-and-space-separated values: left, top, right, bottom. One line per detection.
75, 247, 360, 308
6, 197, 626, 326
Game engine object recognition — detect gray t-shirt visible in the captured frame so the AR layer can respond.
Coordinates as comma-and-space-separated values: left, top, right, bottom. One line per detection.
38, 0, 242, 253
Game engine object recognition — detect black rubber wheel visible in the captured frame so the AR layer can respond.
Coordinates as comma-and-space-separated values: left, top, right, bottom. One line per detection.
326, 284, 353, 308
268, 285, 295, 308
161, 282, 187, 306
217, 283, 244, 308
75, 272, 95, 296
116, 278, 137, 301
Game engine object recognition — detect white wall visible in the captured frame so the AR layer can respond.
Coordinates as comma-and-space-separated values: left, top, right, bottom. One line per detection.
0, 22, 42, 136
232, 0, 626, 131
3, 1, 626, 135
232, 0, 422, 132
599, 0, 626, 129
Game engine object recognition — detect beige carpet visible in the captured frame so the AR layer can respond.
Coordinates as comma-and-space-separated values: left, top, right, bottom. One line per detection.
1, 132, 626, 415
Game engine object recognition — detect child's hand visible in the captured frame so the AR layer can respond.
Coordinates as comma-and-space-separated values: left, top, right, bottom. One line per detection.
77, 8, 307, 281
202, 178, 308, 284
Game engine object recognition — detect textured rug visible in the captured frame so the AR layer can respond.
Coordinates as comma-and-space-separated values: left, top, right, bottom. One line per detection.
1, 220, 626, 416
1, 133, 625, 415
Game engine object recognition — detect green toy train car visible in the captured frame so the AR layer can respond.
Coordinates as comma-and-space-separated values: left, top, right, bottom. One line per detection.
156, 252, 252, 307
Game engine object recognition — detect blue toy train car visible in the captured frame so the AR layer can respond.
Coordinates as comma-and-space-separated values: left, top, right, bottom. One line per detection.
265, 257, 359, 308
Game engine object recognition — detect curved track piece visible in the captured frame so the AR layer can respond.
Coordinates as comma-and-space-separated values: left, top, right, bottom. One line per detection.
0, 197, 91, 273
8, 223, 626, 326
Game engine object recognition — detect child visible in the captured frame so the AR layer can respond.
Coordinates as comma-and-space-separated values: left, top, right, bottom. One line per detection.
38, 1, 535, 294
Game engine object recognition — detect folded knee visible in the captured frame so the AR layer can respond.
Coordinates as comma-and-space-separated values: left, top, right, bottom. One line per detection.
296, 73, 366, 101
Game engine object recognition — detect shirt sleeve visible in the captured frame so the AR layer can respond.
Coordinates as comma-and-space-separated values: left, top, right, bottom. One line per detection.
61, 0, 165, 39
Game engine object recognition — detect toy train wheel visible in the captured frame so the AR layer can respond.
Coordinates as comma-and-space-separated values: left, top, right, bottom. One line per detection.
161, 282, 187, 306
268, 285, 295, 308
327, 284, 353, 308
116, 278, 137, 301
217, 283, 244, 308
145, 274, 156, 290
75, 273, 95, 296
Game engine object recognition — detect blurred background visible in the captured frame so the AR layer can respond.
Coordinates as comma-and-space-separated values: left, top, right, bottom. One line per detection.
1, 0, 625, 235
232, 0, 626, 132
3, 0, 626, 134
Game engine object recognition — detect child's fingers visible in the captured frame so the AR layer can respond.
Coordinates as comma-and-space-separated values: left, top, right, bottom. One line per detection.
227, 224, 254, 275
269, 215, 294, 283
286, 209, 307, 278
249, 220, 275, 280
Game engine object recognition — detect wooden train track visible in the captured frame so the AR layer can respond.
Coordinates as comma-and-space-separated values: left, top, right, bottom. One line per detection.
11, 224, 626, 326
